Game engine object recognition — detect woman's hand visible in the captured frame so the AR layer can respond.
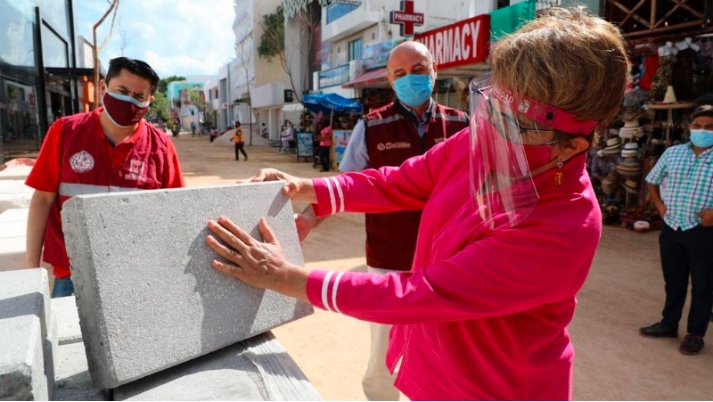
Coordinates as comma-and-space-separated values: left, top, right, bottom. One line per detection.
206, 216, 308, 301
249, 168, 317, 203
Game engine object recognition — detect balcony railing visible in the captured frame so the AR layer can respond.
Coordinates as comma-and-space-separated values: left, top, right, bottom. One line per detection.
318, 64, 350, 89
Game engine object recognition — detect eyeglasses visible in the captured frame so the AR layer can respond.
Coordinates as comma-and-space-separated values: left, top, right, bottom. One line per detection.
689, 122, 713, 130
476, 87, 559, 145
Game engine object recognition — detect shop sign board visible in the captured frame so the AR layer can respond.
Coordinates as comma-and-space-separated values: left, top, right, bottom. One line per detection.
296, 131, 314, 158
334, 130, 352, 164
413, 14, 490, 69
390, 0, 424, 36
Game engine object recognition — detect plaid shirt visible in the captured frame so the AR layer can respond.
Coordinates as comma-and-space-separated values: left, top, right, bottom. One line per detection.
646, 143, 713, 230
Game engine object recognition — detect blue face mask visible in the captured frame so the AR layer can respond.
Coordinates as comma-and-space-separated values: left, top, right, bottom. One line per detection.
690, 129, 713, 148
393, 74, 433, 108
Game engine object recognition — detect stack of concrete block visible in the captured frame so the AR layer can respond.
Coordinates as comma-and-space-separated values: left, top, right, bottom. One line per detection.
0, 208, 30, 273
0, 269, 56, 400
61, 183, 314, 389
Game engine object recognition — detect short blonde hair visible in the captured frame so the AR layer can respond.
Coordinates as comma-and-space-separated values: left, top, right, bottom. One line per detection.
489, 7, 629, 128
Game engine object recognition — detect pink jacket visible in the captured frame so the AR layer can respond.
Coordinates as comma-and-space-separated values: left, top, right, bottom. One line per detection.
306, 129, 601, 400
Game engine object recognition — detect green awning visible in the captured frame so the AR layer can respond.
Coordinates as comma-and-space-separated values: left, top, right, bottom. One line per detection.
489, 0, 537, 43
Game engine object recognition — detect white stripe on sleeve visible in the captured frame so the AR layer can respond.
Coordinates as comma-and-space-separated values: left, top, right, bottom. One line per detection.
331, 272, 345, 313
321, 271, 335, 311
323, 178, 337, 215
330, 177, 345, 213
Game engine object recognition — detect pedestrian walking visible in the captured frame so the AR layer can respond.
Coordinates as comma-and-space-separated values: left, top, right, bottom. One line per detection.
232, 121, 248, 161
206, 7, 628, 400
640, 104, 713, 355
261, 123, 269, 139
191, 121, 197, 137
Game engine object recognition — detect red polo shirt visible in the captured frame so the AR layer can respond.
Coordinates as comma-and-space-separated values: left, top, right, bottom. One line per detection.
26, 108, 184, 278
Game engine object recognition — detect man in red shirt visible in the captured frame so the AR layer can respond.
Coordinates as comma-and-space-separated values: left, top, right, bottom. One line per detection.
25, 57, 185, 298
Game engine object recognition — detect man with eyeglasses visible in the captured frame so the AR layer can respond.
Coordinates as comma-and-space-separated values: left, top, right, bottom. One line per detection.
25, 57, 185, 298
640, 104, 713, 355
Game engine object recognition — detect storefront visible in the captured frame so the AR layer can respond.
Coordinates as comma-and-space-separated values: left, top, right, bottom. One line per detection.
0, 0, 84, 163
593, 0, 712, 229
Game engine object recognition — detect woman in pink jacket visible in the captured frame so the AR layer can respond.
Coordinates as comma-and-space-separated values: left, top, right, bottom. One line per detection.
205, 8, 628, 400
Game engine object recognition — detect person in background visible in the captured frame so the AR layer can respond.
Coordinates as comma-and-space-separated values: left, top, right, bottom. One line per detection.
261, 122, 269, 139
589, 148, 618, 187
319, 122, 332, 172
25, 57, 185, 298
205, 7, 628, 400
232, 121, 248, 161
191, 121, 197, 137
641, 105, 713, 354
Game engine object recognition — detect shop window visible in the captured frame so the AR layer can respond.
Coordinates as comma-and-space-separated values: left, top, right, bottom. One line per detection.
349, 38, 363, 62
326, 3, 359, 24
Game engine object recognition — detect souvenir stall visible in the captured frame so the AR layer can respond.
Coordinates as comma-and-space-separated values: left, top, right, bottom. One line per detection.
302, 93, 363, 171
597, 0, 712, 230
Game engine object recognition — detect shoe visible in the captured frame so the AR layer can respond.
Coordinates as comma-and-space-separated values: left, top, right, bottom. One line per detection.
639, 322, 678, 338
679, 334, 704, 355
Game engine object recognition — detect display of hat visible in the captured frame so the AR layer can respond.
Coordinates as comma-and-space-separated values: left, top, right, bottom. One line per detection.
601, 178, 617, 195
624, 179, 639, 188
606, 170, 620, 181
622, 181, 639, 195
621, 149, 638, 157
634, 221, 650, 233
623, 120, 640, 128
624, 142, 639, 150
663, 85, 677, 104
606, 137, 621, 147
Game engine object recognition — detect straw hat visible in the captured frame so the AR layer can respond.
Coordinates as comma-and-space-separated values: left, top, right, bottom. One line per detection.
624, 142, 639, 150
623, 120, 640, 128
606, 137, 621, 147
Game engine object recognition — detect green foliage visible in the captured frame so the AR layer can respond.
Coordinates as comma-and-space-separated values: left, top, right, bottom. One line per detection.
257, 6, 284, 61
158, 75, 186, 94
188, 90, 205, 109
148, 91, 172, 123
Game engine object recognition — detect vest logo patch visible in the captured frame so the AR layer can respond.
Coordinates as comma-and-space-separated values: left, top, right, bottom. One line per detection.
125, 159, 147, 182
69, 151, 95, 173
376, 142, 411, 151
434, 138, 445, 143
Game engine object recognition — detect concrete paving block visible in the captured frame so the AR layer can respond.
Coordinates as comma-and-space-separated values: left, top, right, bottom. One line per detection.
0, 269, 52, 400
50, 296, 82, 345
53, 342, 107, 401
0, 220, 26, 239
0, 316, 47, 400
0, 165, 33, 181
61, 183, 313, 389
114, 332, 322, 401
0, 208, 29, 223
45, 313, 57, 400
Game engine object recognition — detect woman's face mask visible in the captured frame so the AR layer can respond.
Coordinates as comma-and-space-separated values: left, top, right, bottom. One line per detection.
102, 91, 150, 128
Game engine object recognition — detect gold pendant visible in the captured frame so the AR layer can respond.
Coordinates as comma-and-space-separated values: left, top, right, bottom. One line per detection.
555, 172, 563, 186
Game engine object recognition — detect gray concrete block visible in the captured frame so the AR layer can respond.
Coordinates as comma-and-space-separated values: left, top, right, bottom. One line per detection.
0, 269, 51, 400
114, 332, 322, 401
44, 313, 57, 400
53, 342, 107, 401
50, 296, 82, 345
61, 183, 313, 389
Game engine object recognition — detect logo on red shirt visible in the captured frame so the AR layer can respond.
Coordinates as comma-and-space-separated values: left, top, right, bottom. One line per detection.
69, 151, 95, 173
377, 142, 411, 151
125, 159, 147, 182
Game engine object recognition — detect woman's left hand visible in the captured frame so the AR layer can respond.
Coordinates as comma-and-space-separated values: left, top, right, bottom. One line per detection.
206, 216, 309, 300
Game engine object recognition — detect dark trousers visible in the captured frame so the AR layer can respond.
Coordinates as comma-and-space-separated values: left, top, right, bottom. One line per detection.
319, 146, 330, 171
659, 223, 713, 336
234, 143, 247, 160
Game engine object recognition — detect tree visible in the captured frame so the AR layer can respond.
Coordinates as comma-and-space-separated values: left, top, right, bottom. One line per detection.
117, 18, 138, 57
258, 1, 327, 104
93, 0, 120, 103
158, 76, 186, 94
148, 91, 172, 124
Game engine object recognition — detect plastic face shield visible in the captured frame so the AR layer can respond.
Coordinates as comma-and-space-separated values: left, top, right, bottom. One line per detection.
467, 75, 597, 230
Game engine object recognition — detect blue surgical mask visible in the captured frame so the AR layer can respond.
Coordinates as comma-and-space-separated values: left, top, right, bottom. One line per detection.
393, 74, 433, 108
690, 129, 713, 148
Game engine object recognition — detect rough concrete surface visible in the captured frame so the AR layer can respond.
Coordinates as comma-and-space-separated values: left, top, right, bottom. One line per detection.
114, 332, 322, 401
51, 296, 82, 345
61, 183, 313, 388
45, 312, 57, 400
53, 342, 107, 401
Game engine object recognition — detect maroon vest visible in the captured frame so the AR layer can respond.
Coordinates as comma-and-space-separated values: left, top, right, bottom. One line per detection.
44, 110, 169, 270
363, 101, 468, 270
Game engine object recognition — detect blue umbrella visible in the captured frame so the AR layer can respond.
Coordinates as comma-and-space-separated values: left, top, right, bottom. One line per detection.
303, 93, 363, 115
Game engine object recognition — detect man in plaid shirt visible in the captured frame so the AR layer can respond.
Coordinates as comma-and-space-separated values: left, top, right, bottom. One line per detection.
640, 105, 713, 355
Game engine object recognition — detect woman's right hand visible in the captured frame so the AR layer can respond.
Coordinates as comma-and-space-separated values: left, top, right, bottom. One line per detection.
250, 168, 316, 203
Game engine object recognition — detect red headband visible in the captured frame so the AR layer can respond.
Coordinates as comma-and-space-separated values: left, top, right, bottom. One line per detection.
490, 87, 598, 135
